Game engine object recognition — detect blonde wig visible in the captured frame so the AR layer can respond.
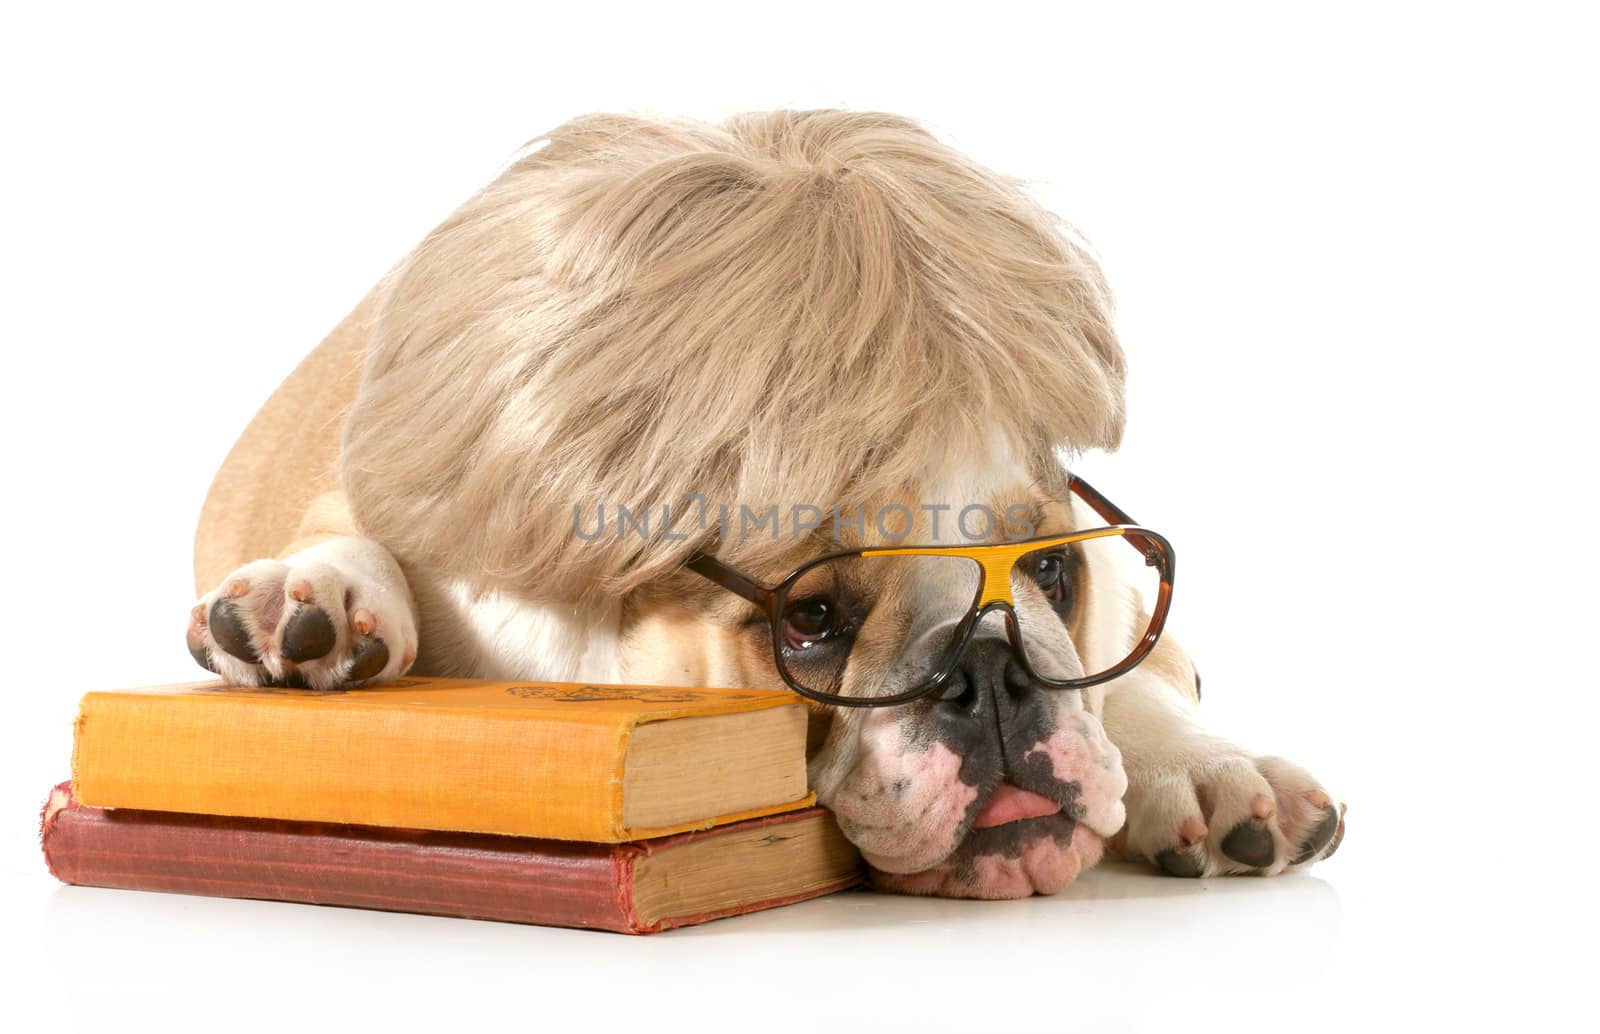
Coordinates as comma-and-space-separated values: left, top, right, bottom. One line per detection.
341, 110, 1126, 601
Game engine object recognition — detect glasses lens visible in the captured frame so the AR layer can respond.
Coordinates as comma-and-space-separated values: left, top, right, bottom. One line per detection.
775, 554, 980, 703
1010, 532, 1166, 683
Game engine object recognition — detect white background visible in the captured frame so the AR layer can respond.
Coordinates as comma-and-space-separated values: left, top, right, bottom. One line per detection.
2, 3, 1595, 1031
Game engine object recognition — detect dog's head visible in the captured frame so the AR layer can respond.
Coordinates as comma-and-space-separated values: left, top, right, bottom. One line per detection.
342, 110, 1132, 897
622, 484, 1133, 898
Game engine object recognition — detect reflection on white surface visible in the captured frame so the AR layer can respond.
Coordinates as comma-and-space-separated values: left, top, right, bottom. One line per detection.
24, 862, 1348, 1031
15, 837, 1577, 1033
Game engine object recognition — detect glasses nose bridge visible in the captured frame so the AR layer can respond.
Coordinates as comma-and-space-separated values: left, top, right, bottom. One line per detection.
972, 542, 1036, 606
976, 558, 1013, 606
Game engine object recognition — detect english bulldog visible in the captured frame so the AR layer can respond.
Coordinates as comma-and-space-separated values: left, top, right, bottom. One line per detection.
185, 109, 1344, 898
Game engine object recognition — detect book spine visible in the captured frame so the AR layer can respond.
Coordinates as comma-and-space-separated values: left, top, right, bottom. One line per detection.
72, 692, 632, 842
40, 783, 648, 933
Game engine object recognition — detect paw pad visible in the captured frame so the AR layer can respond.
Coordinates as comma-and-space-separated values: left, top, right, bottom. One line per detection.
1291, 805, 1341, 865
186, 544, 417, 690
1154, 846, 1207, 878
281, 606, 337, 662
1220, 819, 1277, 868
208, 599, 260, 664
347, 637, 390, 681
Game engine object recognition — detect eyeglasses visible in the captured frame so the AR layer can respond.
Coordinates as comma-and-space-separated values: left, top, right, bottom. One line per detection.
686, 475, 1175, 707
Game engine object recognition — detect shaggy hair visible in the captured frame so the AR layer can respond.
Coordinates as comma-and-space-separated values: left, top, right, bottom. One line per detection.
341, 109, 1126, 601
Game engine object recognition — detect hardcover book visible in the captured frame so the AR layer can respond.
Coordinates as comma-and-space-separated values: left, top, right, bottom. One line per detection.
40, 784, 863, 934
72, 677, 812, 842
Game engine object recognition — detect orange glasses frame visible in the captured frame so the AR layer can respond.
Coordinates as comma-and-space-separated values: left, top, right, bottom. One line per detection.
686, 475, 1176, 707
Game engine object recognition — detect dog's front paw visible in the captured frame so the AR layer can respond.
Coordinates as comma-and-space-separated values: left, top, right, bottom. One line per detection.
184, 537, 418, 690
1114, 747, 1345, 877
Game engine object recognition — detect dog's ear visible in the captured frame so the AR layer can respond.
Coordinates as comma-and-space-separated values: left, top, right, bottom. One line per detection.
340, 109, 1124, 603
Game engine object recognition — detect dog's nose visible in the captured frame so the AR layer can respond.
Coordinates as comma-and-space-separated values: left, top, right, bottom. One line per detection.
932, 637, 1037, 719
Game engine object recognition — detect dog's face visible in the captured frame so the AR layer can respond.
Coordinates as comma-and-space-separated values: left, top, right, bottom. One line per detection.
619, 479, 1129, 899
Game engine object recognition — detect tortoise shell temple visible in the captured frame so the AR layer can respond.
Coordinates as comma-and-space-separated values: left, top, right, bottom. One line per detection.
1069, 476, 1167, 565
685, 554, 771, 606
1069, 474, 1138, 526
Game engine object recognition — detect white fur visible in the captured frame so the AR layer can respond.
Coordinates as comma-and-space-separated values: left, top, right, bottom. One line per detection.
442, 581, 622, 683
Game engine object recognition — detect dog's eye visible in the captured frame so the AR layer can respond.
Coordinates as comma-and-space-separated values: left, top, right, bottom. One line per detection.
781, 597, 843, 650
1028, 550, 1070, 604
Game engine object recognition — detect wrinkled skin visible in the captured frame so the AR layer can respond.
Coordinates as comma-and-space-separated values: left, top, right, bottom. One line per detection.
802, 558, 1129, 898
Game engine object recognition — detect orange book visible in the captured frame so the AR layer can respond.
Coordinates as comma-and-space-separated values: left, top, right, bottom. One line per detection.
72, 677, 812, 842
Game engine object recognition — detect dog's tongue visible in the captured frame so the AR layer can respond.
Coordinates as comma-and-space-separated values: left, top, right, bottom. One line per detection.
972, 784, 1062, 829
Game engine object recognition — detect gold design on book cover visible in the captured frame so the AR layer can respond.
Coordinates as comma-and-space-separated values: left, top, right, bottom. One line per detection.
503, 684, 769, 704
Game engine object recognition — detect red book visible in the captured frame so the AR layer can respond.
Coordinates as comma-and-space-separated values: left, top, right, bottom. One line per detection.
40, 783, 863, 934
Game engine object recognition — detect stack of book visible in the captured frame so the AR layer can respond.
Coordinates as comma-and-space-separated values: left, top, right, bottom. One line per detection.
41, 677, 862, 933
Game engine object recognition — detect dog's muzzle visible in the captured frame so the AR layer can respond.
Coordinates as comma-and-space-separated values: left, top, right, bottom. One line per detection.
826, 637, 1127, 899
